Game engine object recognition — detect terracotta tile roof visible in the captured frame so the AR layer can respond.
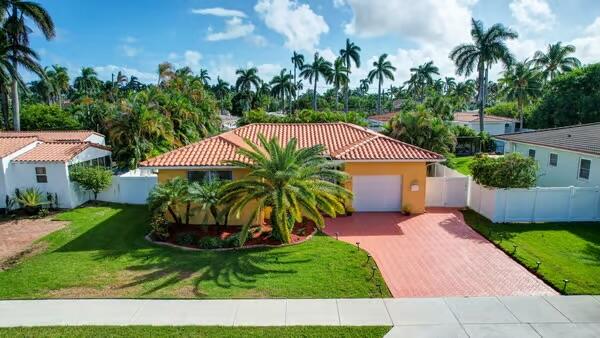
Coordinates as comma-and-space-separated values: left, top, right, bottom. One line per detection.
141, 123, 443, 167
0, 136, 39, 157
368, 112, 398, 123
453, 112, 517, 123
13, 142, 110, 163
0, 130, 102, 142
495, 122, 600, 156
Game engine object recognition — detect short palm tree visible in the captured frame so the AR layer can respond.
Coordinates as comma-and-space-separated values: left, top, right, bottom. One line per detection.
385, 110, 456, 155
449, 18, 518, 132
221, 135, 352, 245
147, 176, 189, 226
300, 52, 332, 111
189, 179, 225, 230
533, 42, 581, 81
339, 38, 361, 112
270, 69, 294, 113
368, 54, 396, 114
329, 57, 349, 109
359, 78, 370, 94
499, 60, 543, 128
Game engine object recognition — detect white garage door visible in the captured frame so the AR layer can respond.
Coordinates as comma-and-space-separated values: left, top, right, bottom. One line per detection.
352, 175, 402, 211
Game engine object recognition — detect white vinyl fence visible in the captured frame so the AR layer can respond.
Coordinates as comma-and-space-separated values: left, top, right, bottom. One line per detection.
425, 164, 469, 208
469, 180, 600, 223
97, 169, 157, 205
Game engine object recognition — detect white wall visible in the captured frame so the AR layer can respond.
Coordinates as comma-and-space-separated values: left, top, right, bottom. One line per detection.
426, 164, 469, 207
505, 141, 600, 187
0, 141, 40, 208
84, 134, 105, 145
8, 162, 76, 208
97, 173, 157, 205
450, 121, 515, 136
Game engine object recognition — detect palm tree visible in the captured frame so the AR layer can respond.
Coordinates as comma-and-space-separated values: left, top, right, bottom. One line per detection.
499, 60, 543, 129
270, 69, 294, 113
329, 57, 349, 109
406, 61, 439, 100
189, 179, 225, 230
213, 77, 230, 113
300, 52, 332, 111
158, 62, 174, 86
235, 67, 260, 93
199, 68, 211, 85
147, 176, 188, 226
74, 67, 101, 96
339, 38, 361, 112
47, 65, 69, 107
221, 135, 352, 245
443, 76, 456, 94
453, 80, 476, 109
359, 78, 370, 94
3, 0, 55, 131
533, 42, 581, 81
291, 51, 304, 110
450, 19, 518, 132
384, 110, 457, 155
368, 54, 396, 114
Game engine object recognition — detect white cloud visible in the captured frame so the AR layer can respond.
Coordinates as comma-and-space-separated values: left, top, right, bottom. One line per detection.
255, 0, 329, 51
206, 16, 255, 41
93, 65, 156, 84
571, 17, 600, 64
183, 50, 202, 69
122, 36, 137, 44
332, 0, 346, 8
167, 52, 178, 60
120, 44, 140, 57
255, 63, 284, 80
509, 0, 555, 32
191, 7, 246, 17
343, 0, 474, 47
246, 34, 268, 47
317, 48, 337, 62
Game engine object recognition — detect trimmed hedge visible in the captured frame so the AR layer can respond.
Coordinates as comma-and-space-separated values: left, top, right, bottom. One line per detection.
470, 153, 538, 188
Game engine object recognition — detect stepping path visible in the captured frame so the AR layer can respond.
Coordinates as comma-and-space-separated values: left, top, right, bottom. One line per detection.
1, 296, 600, 337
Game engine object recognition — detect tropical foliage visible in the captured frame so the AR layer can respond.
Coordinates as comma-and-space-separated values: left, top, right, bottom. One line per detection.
238, 109, 367, 126
470, 153, 538, 188
69, 166, 113, 200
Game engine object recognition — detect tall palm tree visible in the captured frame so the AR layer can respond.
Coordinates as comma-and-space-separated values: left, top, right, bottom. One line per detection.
405, 61, 439, 100
47, 65, 69, 107
270, 68, 294, 113
157, 62, 174, 86
533, 42, 581, 81
453, 80, 476, 109
300, 52, 332, 111
443, 76, 456, 94
74, 67, 101, 96
291, 51, 304, 111
213, 77, 230, 113
339, 38, 361, 112
221, 135, 352, 245
199, 68, 211, 86
367, 54, 396, 114
499, 60, 543, 128
450, 18, 518, 132
329, 57, 349, 109
235, 67, 261, 113
3, 0, 55, 131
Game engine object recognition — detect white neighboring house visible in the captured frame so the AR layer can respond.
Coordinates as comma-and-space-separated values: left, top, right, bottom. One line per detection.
496, 123, 600, 188
0, 131, 111, 209
450, 111, 518, 135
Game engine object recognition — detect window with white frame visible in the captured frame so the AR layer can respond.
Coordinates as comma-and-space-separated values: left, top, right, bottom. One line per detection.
35, 167, 48, 183
549, 153, 558, 167
528, 149, 536, 159
187, 170, 233, 182
578, 159, 591, 180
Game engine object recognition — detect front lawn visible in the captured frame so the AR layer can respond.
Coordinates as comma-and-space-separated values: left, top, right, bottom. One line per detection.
452, 156, 474, 176
462, 210, 600, 294
0, 204, 390, 299
0, 326, 391, 338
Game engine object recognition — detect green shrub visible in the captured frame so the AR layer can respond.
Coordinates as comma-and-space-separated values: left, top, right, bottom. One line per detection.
238, 109, 368, 127
21, 104, 81, 130
223, 232, 242, 248
470, 153, 538, 188
175, 233, 196, 246
69, 166, 113, 200
150, 214, 170, 240
14, 188, 50, 215
197, 236, 224, 249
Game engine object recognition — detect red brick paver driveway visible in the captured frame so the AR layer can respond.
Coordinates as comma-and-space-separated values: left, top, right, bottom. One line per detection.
324, 208, 557, 297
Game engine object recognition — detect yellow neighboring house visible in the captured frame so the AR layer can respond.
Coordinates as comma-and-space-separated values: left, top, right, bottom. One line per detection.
140, 123, 444, 225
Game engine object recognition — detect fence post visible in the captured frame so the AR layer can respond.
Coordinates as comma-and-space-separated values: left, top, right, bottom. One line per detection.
502, 189, 508, 223
567, 186, 574, 221
595, 187, 600, 221
531, 188, 539, 223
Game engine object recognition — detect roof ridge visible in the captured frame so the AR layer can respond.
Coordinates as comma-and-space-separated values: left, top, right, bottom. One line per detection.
332, 134, 379, 158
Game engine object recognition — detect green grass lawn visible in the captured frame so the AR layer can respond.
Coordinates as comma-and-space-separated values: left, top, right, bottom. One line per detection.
452, 156, 474, 176
0, 326, 391, 338
462, 210, 600, 294
0, 203, 390, 299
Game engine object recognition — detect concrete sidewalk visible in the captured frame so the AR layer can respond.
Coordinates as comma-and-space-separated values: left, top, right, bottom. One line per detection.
1, 296, 599, 337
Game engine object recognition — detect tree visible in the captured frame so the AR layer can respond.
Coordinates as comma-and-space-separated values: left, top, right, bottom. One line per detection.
533, 42, 581, 81
69, 165, 113, 201
74, 67, 101, 96
359, 78, 370, 94
329, 57, 349, 109
213, 77, 230, 113
189, 179, 226, 230
470, 153, 537, 188
530, 63, 600, 128
367, 54, 396, 114
147, 176, 188, 226
499, 60, 543, 128
300, 52, 332, 111
384, 109, 456, 155
221, 135, 352, 245
291, 51, 304, 111
443, 76, 456, 94
339, 38, 361, 112
409, 61, 440, 94
3, 0, 55, 131
270, 69, 294, 113
21, 103, 80, 130
452, 80, 476, 109
158, 62, 174, 86
47, 65, 69, 107
235, 67, 260, 113
199, 68, 211, 86
450, 19, 518, 132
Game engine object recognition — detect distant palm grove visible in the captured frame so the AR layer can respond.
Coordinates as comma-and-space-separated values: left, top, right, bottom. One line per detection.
1, 1, 598, 169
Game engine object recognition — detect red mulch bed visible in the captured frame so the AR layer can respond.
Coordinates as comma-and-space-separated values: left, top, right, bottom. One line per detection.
160, 220, 316, 249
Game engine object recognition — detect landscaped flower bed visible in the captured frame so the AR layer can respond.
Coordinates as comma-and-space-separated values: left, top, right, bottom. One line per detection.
151, 220, 317, 250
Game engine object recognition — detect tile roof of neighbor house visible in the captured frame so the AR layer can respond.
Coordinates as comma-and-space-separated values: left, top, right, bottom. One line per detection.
140, 123, 443, 167
0, 136, 38, 157
368, 112, 397, 123
0, 130, 102, 142
495, 122, 600, 156
453, 111, 517, 123
13, 142, 110, 163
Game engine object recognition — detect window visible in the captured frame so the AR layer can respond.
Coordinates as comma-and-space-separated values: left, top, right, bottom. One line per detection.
35, 167, 48, 183
528, 149, 536, 159
549, 153, 558, 167
579, 159, 591, 180
187, 170, 232, 182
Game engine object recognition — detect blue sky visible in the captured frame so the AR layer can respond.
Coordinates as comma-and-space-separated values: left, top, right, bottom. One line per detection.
29, 0, 600, 90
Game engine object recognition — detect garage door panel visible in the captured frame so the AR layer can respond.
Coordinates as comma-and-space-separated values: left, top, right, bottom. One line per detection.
352, 175, 402, 211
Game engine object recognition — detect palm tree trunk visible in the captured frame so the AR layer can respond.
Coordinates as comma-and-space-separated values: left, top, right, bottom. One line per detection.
293, 66, 297, 113
377, 78, 382, 114
1, 87, 9, 130
477, 63, 485, 133
344, 63, 350, 113
335, 87, 339, 109
518, 99, 524, 131
313, 78, 318, 111
10, 7, 20, 131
